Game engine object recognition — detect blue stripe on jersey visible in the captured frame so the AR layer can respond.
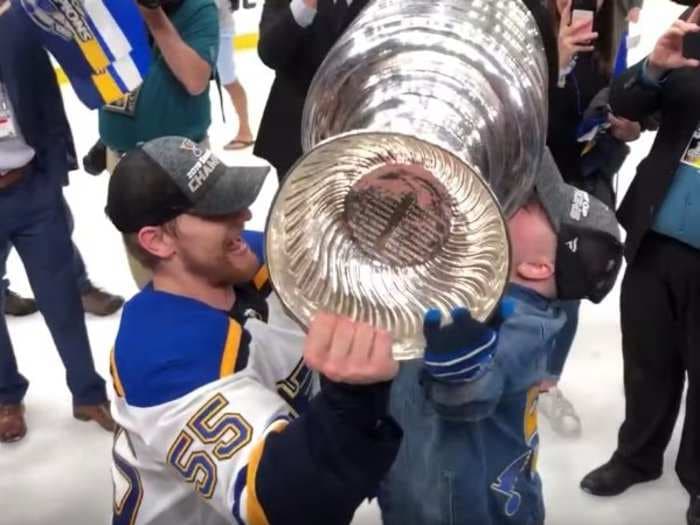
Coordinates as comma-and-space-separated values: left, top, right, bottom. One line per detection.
231, 466, 248, 525
113, 285, 240, 408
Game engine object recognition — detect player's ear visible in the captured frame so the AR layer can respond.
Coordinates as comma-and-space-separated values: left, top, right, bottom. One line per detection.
138, 225, 176, 260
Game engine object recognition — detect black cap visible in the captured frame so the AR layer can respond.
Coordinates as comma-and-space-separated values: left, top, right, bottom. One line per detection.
106, 136, 269, 233
536, 148, 623, 303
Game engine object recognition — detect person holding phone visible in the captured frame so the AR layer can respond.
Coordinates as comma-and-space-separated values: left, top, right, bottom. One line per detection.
580, 6, 700, 524
540, 0, 641, 438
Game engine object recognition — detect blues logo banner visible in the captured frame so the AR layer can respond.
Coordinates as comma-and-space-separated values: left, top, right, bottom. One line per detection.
12, 0, 151, 109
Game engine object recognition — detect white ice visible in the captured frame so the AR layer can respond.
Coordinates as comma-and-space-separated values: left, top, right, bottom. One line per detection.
0, 1, 692, 524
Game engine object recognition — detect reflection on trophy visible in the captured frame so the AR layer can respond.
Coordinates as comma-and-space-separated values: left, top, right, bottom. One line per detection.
266, 0, 550, 359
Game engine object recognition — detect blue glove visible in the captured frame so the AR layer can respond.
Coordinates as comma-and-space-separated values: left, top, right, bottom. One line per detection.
423, 300, 514, 383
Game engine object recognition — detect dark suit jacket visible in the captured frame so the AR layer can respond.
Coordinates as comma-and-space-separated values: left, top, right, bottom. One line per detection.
254, 0, 559, 180
609, 9, 700, 263
0, 6, 77, 183
253, 0, 371, 180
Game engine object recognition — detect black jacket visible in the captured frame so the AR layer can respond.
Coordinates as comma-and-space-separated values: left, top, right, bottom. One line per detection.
609, 10, 700, 263
254, 0, 559, 181
548, 53, 610, 188
254, 0, 369, 180
0, 6, 77, 182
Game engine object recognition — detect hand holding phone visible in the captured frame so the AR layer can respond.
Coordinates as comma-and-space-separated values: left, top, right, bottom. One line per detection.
558, 0, 598, 69
648, 6, 700, 75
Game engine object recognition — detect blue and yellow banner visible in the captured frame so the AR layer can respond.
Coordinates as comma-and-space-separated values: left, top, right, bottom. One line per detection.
13, 0, 151, 109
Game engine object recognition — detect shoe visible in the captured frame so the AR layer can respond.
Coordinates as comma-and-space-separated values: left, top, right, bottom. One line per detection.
81, 284, 124, 316
73, 402, 115, 432
0, 403, 27, 443
538, 387, 582, 437
82, 139, 107, 175
689, 494, 700, 525
4, 290, 38, 316
580, 459, 660, 496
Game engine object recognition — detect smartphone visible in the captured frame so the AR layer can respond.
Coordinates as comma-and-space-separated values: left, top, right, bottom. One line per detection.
570, 0, 596, 27
683, 32, 700, 61
571, 9, 594, 28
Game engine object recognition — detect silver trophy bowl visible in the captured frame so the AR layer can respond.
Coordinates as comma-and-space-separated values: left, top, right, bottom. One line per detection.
266, 0, 549, 359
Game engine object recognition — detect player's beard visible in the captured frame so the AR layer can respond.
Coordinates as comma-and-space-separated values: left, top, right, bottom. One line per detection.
180, 240, 259, 289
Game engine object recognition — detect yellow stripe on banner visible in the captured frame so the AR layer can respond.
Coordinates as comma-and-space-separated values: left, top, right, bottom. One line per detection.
234, 32, 259, 50
252, 265, 269, 291
92, 71, 125, 104
219, 320, 243, 378
110, 349, 125, 398
54, 32, 260, 87
246, 421, 287, 525
78, 39, 111, 72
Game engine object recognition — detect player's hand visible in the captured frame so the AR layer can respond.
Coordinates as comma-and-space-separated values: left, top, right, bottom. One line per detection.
609, 114, 641, 142
303, 312, 397, 385
648, 7, 700, 75
422, 300, 514, 383
558, 0, 598, 70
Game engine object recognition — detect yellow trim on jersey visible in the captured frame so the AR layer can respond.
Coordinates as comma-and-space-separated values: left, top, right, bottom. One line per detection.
219, 320, 243, 378
246, 421, 288, 525
78, 39, 111, 73
111, 349, 125, 398
252, 265, 269, 291
53, 32, 260, 87
92, 71, 124, 104
524, 386, 539, 473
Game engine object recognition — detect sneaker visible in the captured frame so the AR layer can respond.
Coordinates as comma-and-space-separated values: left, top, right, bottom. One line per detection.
538, 387, 582, 437
81, 284, 124, 316
4, 289, 38, 316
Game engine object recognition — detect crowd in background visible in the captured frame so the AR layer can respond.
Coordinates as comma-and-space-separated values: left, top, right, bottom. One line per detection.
0, 0, 698, 524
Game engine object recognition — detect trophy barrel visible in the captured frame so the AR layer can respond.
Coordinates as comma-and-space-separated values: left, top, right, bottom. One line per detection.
267, 0, 549, 359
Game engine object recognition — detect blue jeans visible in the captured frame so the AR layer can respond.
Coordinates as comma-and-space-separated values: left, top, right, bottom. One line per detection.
546, 300, 580, 381
0, 196, 90, 294
0, 167, 106, 405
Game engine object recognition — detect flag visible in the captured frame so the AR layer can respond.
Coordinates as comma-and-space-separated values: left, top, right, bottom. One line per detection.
613, 31, 629, 79
12, 0, 151, 109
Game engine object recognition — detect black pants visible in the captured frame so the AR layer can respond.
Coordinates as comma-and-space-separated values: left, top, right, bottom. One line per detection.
613, 232, 699, 495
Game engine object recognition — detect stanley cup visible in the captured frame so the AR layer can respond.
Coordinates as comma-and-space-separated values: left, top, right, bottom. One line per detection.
266, 0, 550, 359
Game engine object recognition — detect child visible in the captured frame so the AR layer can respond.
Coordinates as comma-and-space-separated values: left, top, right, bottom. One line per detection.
378, 149, 623, 525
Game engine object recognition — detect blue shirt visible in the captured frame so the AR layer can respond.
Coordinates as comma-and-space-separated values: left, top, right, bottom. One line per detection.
380, 283, 565, 525
652, 153, 700, 250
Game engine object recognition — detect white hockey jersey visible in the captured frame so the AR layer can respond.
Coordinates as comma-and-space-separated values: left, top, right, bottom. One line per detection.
109, 282, 312, 525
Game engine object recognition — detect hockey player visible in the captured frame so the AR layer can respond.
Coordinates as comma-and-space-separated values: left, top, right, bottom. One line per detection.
104, 136, 402, 525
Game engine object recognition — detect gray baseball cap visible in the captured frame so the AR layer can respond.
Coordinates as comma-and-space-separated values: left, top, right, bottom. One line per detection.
536, 148, 623, 303
106, 136, 269, 233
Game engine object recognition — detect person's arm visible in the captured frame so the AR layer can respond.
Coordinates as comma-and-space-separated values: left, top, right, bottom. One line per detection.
422, 305, 551, 423
141, 314, 400, 525
32, 38, 72, 175
610, 7, 700, 121
258, 0, 317, 72
139, 4, 216, 96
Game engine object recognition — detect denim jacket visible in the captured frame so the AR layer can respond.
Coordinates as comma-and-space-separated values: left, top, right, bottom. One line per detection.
379, 283, 565, 525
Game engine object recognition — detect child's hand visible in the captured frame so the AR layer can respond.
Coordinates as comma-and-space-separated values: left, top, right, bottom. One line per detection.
423, 300, 514, 383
